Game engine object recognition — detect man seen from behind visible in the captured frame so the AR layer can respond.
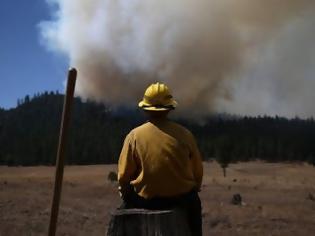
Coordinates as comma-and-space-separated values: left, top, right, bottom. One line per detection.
118, 82, 203, 236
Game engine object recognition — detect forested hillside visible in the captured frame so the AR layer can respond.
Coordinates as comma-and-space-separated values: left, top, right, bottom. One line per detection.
0, 92, 314, 166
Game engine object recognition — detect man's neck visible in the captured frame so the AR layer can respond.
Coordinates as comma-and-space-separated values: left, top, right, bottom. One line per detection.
149, 115, 168, 122
145, 110, 170, 121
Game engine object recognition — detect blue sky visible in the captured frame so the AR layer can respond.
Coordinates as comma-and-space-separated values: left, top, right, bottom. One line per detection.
0, 0, 68, 109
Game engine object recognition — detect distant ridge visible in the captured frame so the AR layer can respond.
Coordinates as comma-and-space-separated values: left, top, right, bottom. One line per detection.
0, 92, 314, 166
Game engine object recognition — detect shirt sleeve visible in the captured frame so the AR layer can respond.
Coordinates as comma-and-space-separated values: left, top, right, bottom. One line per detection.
118, 132, 137, 187
189, 133, 203, 191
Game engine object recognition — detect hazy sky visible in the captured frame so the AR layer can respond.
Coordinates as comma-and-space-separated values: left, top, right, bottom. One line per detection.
0, 0, 68, 109
1, 1, 315, 118
40, 0, 315, 118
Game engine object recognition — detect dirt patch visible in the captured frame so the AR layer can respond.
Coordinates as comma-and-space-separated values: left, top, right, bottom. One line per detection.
1, 162, 315, 235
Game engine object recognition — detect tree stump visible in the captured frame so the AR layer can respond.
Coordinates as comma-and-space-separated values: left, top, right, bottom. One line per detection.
107, 208, 191, 236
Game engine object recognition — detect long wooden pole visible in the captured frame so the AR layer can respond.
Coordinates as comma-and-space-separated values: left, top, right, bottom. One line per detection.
48, 68, 77, 236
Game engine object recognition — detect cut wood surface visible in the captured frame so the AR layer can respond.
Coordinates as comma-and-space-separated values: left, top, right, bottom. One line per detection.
107, 208, 190, 236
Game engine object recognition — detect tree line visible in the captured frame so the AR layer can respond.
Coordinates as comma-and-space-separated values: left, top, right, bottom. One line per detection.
0, 92, 314, 166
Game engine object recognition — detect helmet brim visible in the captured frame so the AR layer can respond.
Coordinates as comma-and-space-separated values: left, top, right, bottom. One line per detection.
138, 100, 177, 111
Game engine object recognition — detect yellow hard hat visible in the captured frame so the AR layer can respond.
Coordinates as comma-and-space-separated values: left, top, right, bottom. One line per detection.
138, 82, 178, 111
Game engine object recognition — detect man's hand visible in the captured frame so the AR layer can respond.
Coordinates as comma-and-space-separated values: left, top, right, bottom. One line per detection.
118, 183, 134, 200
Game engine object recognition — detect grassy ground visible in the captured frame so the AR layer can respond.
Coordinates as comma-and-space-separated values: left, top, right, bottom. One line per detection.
1, 161, 315, 236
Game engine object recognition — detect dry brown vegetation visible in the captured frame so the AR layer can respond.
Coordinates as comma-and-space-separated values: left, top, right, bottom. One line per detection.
1, 162, 315, 236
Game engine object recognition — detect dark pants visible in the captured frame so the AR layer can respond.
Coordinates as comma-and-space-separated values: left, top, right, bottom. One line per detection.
121, 190, 202, 236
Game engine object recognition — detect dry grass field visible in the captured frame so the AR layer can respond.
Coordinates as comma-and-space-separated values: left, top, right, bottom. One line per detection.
1, 161, 315, 236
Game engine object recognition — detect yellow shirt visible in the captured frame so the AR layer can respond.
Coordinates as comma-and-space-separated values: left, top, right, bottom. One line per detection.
118, 119, 203, 199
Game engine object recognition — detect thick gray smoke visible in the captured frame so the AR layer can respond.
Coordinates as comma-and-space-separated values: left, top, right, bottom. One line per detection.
40, 0, 315, 118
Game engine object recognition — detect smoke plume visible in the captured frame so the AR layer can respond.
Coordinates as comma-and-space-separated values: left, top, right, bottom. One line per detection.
40, 0, 315, 118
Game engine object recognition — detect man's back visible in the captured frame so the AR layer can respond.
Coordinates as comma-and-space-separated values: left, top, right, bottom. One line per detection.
118, 119, 203, 199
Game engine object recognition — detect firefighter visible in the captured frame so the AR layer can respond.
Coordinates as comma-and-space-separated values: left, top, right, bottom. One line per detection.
118, 82, 203, 235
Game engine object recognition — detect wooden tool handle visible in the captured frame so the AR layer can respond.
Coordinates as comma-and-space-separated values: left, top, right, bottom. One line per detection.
48, 68, 77, 236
